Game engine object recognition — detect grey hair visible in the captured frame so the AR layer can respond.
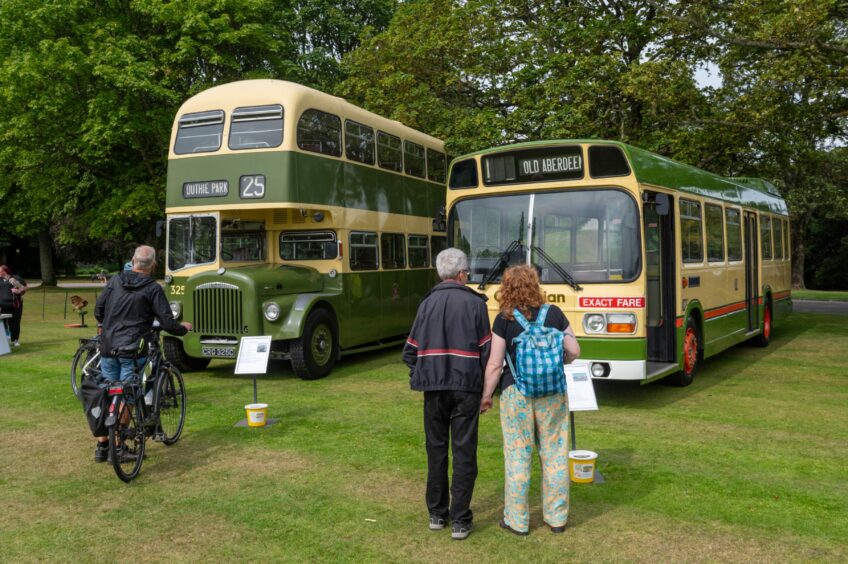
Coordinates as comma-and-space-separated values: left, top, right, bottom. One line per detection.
436, 248, 468, 280
132, 245, 157, 271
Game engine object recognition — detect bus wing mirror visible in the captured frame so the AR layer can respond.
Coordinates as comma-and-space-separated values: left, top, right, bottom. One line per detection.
156, 220, 165, 237
655, 194, 670, 216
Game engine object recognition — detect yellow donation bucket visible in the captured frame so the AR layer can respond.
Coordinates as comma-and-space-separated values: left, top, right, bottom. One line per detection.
568, 450, 598, 483
245, 403, 269, 427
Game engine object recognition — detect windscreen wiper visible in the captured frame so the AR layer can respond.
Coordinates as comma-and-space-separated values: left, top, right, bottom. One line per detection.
531, 245, 582, 291
478, 239, 523, 290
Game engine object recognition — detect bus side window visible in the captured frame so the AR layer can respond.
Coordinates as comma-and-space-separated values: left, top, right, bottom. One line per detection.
408, 235, 429, 268
345, 120, 375, 165
427, 149, 446, 183
377, 131, 402, 172
773, 217, 784, 259
350, 232, 379, 270
680, 199, 703, 263
760, 215, 773, 260
404, 141, 426, 178
431, 236, 447, 264
174, 110, 224, 155
297, 109, 342, 157
726, 208, 742, 261
705, 203, 725, 262
381, 233, 407, 269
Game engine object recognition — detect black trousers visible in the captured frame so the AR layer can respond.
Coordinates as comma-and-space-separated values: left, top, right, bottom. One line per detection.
423, 390, 480, 525
1, 304, 22, 342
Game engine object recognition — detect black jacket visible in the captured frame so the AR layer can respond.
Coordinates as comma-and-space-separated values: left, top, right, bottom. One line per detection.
94, 271, 187, 357
402, 281, 492, 393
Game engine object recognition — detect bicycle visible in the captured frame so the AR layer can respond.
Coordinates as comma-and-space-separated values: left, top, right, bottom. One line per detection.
71, 336, 101, 400
105, 325, 186, 482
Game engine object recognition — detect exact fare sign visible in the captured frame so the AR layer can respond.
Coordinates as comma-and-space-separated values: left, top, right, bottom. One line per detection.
579, 297, 645, 308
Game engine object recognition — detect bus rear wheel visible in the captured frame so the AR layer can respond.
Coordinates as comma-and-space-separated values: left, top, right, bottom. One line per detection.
291, 309, 337, 380
753, 301, 772, 347
163, 336, 211, 372
670, 316, 699, 387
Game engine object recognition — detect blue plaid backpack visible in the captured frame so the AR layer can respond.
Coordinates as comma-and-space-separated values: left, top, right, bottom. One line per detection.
504, 304, 567, 397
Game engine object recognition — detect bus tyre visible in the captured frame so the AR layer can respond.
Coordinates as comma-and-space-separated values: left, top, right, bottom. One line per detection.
753, 302, 772, 348
163, 336, 211, 372
291, 309, 337, 380
671, 317, 699, 387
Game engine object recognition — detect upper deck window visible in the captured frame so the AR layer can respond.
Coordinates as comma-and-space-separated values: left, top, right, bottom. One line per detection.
228, 105, 283, 150
345, 120, 375, 165
448, 159, 478, 189
174, 110, 224, 155
482, 146, 584, 186
404, 141, 426, 178
297, 109, 342, 157
427, 149, 447, 183
377, 131, 402, 172
588, 145, 631, 178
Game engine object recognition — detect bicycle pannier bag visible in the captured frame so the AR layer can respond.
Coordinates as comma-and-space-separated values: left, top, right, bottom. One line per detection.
505, 304, 567, 397
81, 378, 110, 437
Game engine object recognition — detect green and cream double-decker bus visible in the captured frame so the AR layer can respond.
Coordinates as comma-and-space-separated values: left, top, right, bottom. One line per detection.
447, 141, 791, 386
163, 80, 447, 379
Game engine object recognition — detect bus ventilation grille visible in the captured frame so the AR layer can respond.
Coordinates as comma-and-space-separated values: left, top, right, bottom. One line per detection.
193, 283, 244, 334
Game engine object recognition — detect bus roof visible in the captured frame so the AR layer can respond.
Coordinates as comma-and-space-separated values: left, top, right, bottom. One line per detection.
451, 139, 788, 215
174, 79, 444, 151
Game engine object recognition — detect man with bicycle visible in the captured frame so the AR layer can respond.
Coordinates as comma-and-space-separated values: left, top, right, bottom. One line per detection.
92, 245, 191, 462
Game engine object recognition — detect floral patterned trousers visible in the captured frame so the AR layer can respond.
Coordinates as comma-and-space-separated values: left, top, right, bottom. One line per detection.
499, 385, 570, 532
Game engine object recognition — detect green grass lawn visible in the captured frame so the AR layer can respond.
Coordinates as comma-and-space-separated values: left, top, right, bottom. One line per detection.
1, 288, 847, 561
793, 289, 848, 301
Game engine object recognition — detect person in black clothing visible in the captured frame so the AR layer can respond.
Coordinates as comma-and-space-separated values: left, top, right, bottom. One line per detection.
91, 245, 192, 462
402, 248, 491, 540
0, 264, 26, 347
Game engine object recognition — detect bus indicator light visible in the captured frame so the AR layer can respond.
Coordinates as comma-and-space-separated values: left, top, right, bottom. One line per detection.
579, 297, 644, 308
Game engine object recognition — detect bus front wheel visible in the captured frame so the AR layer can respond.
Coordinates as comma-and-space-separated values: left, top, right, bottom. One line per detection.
670, 317, 699, 387
291, 309, 337, 380
163, 336, 211, 372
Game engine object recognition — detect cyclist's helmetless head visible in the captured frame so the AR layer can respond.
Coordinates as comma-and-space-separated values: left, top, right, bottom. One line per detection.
132, 245, 157, 274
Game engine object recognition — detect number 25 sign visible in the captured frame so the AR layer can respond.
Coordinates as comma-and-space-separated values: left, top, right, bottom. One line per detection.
239, 174, 266, 199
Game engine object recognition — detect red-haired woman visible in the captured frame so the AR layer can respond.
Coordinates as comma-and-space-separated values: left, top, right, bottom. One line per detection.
481, 264, 580, 535
0, 264, 27, 347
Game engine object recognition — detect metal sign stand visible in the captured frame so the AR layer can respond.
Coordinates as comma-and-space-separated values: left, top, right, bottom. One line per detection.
233, 336, 277, 428
566, 362, 604, 483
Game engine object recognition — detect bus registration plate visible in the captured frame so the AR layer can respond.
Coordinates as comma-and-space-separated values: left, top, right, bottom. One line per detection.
202, 346, 235, 358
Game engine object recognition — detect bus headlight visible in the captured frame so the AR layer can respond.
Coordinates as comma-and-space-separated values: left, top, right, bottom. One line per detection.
169, 302, 182, 320
583, 314, 606, 334
264, 302, 281, 322
606, 313, 637, 333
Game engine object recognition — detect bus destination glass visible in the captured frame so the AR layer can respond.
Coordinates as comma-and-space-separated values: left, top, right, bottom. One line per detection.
483, 146, 584, 186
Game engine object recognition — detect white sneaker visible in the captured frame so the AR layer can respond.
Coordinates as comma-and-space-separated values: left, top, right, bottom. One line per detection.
13, 341, 20, 347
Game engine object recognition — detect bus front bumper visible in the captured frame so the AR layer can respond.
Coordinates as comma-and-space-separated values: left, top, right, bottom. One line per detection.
582, 359, 646, 381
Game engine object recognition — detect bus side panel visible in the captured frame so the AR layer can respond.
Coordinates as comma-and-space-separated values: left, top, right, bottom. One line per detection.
297, 153, 344, 208
342, 272, 383, 346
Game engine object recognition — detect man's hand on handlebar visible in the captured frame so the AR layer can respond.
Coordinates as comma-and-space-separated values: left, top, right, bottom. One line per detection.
181, 321, 193, 331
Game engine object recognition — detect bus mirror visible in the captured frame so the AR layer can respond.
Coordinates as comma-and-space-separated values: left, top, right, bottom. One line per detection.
155, 220, 164, 237
655, 194, 670, 216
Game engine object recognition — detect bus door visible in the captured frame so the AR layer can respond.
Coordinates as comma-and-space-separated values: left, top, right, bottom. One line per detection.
644, 192, 675, 362
744, 212, 759, 331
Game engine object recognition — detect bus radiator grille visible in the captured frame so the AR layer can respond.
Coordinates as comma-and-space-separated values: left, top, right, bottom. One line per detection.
193, 284, 244, 334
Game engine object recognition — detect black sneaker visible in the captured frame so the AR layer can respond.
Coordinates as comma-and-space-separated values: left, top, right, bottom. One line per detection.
451, 521, 472, 540
107, 447, 140, 464
428, 515, 446, 531
94, 443, 109, 463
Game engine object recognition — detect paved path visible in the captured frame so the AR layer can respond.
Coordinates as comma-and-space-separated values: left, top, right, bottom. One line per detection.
793, 300, 848, 315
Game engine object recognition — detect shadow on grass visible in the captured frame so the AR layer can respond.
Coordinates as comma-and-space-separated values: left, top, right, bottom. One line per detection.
593, 315, 818, 410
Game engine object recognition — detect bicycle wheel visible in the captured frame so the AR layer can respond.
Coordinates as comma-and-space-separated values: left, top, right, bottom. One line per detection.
108, 394, 146, 483
71, 344, 100, 401
156, 365, 186, 446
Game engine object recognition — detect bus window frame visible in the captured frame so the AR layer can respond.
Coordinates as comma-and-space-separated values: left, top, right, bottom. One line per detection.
296, 108, 342, 157
279, 230, 338, 261
228, 104, 284, 151
174, 110, 225, 155
760, 214, 773, 261
705, 202, 726, 263
344, 119, 376, 165
427, 148, 447, 183
773, 216, 784, 260
403, 140, 426, 178
349, 231, 379, 271
166, 212, 219, 272
680, 198, 704, 264
380, 233, 407, 270
376, 130, 403, 173
725, 207, 743, 262
408, 234, 430, 268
